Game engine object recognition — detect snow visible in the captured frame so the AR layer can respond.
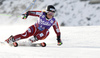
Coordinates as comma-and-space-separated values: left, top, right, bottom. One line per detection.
0, 0, 100, 26
0, 0, 100, 58
0, 25, 100, 58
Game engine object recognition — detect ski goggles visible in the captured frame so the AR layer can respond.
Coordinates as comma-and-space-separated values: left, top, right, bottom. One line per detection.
47, 11, 55, 16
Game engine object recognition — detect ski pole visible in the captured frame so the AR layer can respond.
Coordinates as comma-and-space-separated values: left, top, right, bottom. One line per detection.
21, 0, 36, 14
31, 0, 36, 10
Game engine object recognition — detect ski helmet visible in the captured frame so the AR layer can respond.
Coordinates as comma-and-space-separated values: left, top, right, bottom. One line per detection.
46, 5, 56, 13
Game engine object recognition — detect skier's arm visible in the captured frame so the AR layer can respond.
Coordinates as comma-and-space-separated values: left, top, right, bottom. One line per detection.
22, 11, 42, 19
53, 20, 62, 46
28, 11, 42, 17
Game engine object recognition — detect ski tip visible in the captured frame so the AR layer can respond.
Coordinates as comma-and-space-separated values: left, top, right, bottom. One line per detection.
41, 42, 46, 47
13, 42, 18, 47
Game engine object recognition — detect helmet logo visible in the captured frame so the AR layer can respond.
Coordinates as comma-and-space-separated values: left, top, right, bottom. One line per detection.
50, 8, 55, 11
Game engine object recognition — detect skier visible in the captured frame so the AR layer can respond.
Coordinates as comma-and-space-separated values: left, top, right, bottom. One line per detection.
5, 5, 62, 46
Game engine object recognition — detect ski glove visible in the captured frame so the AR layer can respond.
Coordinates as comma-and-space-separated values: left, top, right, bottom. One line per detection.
22, 12, 29, 19
57, 36, 63, 46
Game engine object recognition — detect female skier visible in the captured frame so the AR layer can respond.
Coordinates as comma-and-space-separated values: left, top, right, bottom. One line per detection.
5, 5, 62, 46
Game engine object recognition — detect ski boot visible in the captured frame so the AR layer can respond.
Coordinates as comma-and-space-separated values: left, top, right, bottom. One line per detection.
5, 35, 18, 47
28, 36, 38, 45
29, 36, 38, 43
29, 36, 46, 47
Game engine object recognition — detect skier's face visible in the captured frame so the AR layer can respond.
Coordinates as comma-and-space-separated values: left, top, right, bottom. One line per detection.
47, 11, 55, 16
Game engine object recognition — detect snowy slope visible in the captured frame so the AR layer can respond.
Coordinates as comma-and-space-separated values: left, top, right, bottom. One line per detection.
0, 0, 100, 58
0, 25, 100, 58
0, 0, 100, 26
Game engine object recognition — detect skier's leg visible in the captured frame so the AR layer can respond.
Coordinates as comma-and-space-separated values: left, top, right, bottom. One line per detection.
5, 25, 36, 43
36, 30, 49, 40
14, 25, 36, 41
29, 29, 49, 43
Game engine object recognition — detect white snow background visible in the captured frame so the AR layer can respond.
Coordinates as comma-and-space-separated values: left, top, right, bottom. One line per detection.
0, 25, 100, 58
0, 0, 100, 58
0, 0, 100, 26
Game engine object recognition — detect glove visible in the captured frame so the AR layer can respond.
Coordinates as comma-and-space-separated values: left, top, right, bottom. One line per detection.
22, 12, 29, 19
57, 36, 63, 46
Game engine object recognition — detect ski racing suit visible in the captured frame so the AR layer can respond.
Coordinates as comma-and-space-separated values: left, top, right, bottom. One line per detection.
13, 11, 61, 42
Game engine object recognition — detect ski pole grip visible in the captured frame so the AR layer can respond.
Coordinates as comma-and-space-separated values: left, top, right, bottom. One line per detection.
33, 0, 36, 2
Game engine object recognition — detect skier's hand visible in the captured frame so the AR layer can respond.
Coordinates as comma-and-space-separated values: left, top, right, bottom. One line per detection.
22, 14, 27, 19
57, 41, 63, 46
57, 36, 63, 46
22, 12, 29, 19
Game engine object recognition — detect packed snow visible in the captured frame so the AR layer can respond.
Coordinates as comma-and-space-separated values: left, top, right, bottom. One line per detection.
0, 0, 100, 58
0, 25, 100, 58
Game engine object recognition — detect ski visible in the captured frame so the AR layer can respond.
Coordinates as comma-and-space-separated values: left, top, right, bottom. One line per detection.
0, 41, 18, 47
0, 41, 46, 47
31, 42, 46, 47
18, 42, 46, 47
